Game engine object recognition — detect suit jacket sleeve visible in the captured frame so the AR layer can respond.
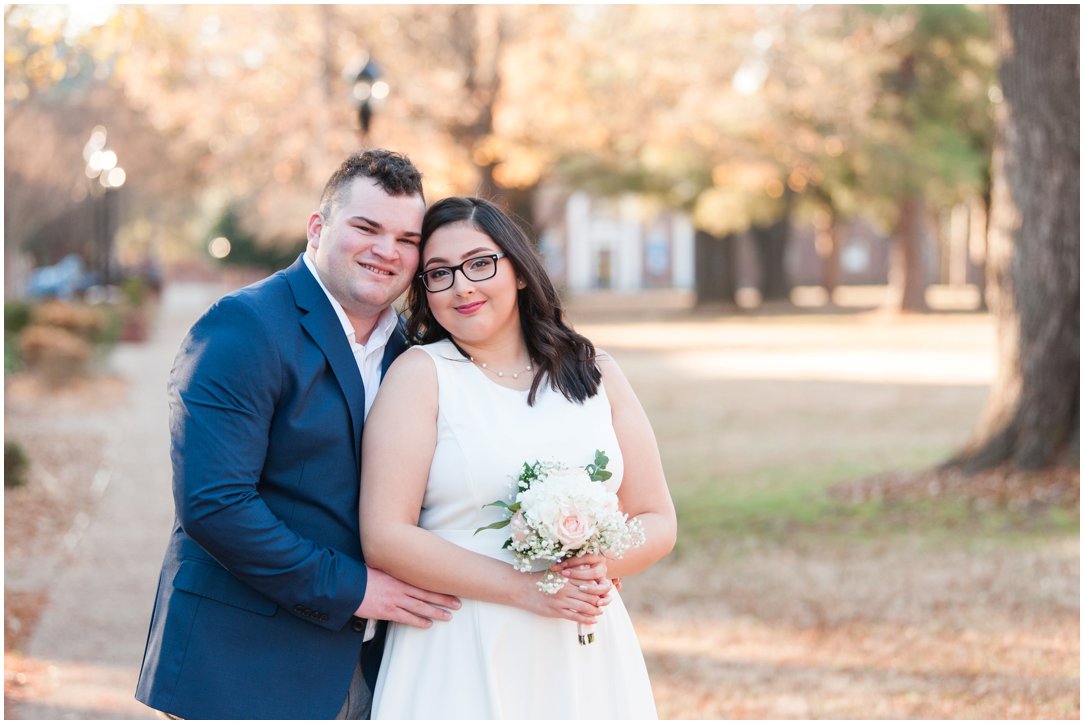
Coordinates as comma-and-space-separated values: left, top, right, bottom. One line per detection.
169, 294, 366, 631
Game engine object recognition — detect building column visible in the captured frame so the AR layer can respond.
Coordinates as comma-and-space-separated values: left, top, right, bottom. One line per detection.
566, 192, 593, 292
616, 194, 642, 291
671, 214, 695, 289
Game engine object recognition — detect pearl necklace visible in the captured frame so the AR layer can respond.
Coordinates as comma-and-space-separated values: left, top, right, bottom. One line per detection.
469, 355, 534, 380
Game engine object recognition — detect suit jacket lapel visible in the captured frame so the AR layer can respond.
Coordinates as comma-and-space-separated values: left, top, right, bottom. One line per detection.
285, 256, 366, 464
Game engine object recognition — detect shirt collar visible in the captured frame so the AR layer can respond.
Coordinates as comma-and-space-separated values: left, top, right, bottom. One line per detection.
302, 252, 397, 347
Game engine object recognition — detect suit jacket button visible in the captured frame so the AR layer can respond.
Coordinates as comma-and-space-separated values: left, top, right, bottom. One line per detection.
294, 604, 305, 613
351, 618, 365, 632
320, 613, 329, 622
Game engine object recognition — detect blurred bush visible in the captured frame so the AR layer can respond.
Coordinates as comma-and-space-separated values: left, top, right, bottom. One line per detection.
121, 276, 147, 307
5, 342, 21, 374
5, 301, 35, 373
19, 324, 93, 384
211, 205, 304, 272
100, 305, 125, 346
31, 299, 108, 341
117, 277, 151, 341
13, 300, 118, 384
5, 301, 33, 334
6, 291, 146, 381
4, 440, 30, 489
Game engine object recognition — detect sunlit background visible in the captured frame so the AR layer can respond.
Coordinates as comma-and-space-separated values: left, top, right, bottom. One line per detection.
5, 4, 996, 305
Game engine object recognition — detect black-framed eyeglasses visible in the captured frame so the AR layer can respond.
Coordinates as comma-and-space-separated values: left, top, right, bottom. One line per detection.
417, 252, 506, 292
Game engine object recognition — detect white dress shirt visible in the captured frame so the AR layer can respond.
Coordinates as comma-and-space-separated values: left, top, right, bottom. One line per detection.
302, 252, 398, 419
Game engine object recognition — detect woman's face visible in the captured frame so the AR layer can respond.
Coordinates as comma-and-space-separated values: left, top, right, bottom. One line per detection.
421, 221, 522, 348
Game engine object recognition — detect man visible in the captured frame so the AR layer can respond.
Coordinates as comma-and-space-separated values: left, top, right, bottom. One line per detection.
136, 150, 459, 719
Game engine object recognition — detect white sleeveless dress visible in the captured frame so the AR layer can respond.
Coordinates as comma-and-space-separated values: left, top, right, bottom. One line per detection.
370, 338, 657, 719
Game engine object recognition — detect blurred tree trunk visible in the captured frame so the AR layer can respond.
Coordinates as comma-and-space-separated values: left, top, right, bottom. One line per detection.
499, 184, 540, 244
317, 5, 340, 166
813, 206, 842, 304
888, 194, 930, 312
694, 229, 737, 306
971, 191, 991, 312
447, 5, 504, 198
947, 5, 1079, 471
971, 148, 995, 313
881, 46, 929, 313
750, 187, 794, 303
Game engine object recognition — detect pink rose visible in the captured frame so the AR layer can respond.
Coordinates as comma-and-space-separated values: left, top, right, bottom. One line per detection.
556, 512, 593, 549
510, 510, 530, 544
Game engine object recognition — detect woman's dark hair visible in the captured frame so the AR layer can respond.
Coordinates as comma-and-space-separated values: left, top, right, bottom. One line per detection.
406, 197, 601, 406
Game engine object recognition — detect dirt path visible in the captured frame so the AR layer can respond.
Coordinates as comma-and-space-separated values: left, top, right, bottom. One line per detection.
5, 283, 225, 719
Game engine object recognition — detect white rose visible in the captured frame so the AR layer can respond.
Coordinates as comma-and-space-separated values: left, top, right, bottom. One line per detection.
555, 511, 596, 550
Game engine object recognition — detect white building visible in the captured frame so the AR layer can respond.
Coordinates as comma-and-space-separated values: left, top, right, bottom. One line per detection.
537, 191, 695, 293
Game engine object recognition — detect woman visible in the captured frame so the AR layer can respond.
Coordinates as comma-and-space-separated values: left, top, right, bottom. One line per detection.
360, 197, 676, 719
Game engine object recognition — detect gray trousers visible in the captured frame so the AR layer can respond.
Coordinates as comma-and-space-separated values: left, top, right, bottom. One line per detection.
336, 658, 374, 720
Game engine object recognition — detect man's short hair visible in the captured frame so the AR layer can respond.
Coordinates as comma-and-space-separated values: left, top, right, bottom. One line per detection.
318, 149, 424, 218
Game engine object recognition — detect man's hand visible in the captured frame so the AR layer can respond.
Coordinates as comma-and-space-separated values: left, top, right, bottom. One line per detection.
353, 567, 461, 628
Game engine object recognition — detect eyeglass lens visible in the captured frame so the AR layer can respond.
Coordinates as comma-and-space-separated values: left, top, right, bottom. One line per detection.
423, 255, 500, 292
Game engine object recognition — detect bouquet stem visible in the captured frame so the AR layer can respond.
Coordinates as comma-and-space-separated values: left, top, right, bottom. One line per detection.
577, 622, 596, 645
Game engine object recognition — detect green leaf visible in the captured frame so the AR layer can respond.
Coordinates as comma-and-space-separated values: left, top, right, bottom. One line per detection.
483, 500, 512, 509
594, 450, 609, 469
473, 519, 511, 535
587, 450, 612, 482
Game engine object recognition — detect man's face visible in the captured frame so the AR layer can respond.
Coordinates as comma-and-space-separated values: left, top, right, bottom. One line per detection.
306, 177, 425, 334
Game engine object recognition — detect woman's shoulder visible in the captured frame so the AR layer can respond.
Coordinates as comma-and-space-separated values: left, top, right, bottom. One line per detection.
386, 338, 465, 382
593, 347, 621, 377
374, 347, 439, 411
409, 338, 474, 365
412, 337, 458, 356
388, 345, 439, 374
592, 348, 635, 403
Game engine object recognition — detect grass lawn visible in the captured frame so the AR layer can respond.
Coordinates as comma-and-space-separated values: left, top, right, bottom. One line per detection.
568, 296, 1079, 719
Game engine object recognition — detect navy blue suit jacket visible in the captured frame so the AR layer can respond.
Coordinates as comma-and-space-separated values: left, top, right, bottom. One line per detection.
135, 256, 408, 719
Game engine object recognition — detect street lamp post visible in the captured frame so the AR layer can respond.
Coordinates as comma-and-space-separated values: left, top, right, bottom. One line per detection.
350, 56, 390, 142
83, 126, 126, 285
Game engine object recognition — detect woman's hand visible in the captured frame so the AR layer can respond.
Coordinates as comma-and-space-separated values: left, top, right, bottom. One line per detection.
554, 554, 622, 591
517, 572, 612, 625
551, 553, 608, 585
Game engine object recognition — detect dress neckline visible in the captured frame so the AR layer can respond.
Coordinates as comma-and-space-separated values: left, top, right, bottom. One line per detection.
440, 339, 537, 395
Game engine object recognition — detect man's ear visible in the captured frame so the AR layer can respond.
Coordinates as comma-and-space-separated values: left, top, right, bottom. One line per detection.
306, 212, 324, 249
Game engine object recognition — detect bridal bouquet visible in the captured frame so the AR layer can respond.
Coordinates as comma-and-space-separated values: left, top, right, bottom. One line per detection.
476, 450, 645, 644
